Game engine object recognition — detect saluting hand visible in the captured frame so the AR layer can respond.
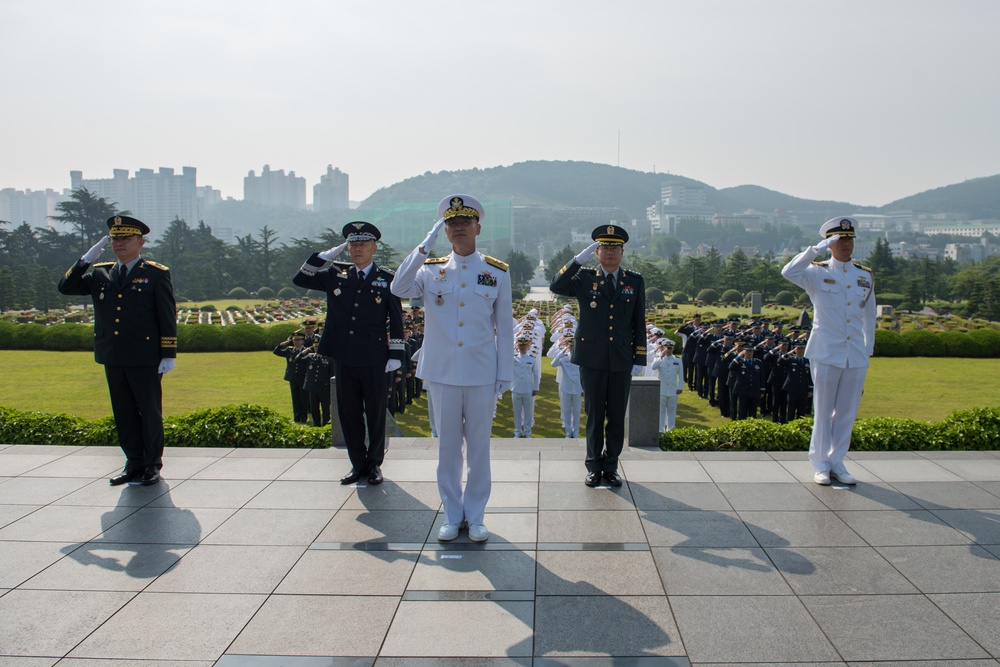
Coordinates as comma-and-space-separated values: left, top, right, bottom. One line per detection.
81, 236, 110, 263
813, 234, 840, 253
318, 241, 348, 261
420, 217, 446, 254
574, 241, 600, 265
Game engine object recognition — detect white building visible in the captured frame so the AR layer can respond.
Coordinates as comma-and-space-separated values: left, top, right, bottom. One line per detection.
313, 165, 349, 212
647, 181, 713, 236
244, 165, 306, 210
0, 188, 66, 228
70, 167, 200, 234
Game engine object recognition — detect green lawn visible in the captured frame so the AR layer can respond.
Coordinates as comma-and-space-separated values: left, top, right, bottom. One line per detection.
1, 351, 997, 437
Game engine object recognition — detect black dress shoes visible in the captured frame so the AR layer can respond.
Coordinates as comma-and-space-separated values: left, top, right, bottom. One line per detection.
603, 471, 623, 487
340, 468, 366, 485
140, 466, 161, 486
585, 472, 602, 487
109, 469, 137, 486
368, 466, 383, 485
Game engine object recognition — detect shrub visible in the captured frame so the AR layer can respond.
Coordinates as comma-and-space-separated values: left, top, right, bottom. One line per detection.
176, 323, 225, 352
720, 289, 742, 304
10, 324, 47, 349
43, 323, 93, 351
199, 304, 217, 312
228, 287, 249, 299
511, 288, 525, 301
932, 407, 1000, 449
221, 323, 269, 351
696, 289, 719, 303
669, 291, 689, 304
774, 290, 795, 306
277, 287, 299, 299
257, 287, 275, 299
873, 329, 910, 357
878, 293, 905, 308
968, 328, 1000, 357
265, 323, 300, 348
795, 291, 811, 306
938, 331, 989, 358
646, 287, 664, 304
851, 417, 932, 450
0, 321, 16, 348
901, 329, 946, 356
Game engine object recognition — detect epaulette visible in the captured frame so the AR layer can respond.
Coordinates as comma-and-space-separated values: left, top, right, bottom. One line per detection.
93, 262, 114, 267
424, 257, 449, 265
578, 267, 598, 275
145, 260, 170, 271
811, 260, 830, 266
853, 262, 873, 273
378, 266, 395, 276
485, 255, 508, 271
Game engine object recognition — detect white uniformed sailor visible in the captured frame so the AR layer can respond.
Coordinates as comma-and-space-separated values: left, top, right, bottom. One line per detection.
781, 216, 876, 486
511, 334, 541, 437
650, 339, 684, 431
391, 194, 514, 542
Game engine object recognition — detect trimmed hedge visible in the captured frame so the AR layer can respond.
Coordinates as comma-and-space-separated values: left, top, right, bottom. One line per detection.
0, 404, 331, 448
659, 407, 1000, 452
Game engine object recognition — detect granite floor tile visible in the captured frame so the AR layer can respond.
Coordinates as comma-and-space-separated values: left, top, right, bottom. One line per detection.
618, 460, 711, 483
877, 545, 1000, 593
278, 458, 357, 481
538, 482, 637, 510
717, 482, 829, 511
0, 476, 94, 505
628, 482, 732, 511
0, 453, 64, 476
317, 509, 437, 544
51, 479, 170, 507
0, 589, 134, 657
974, 480, 1000, 499
766, 546, 919, 595
432, 511, 538, 545
372, 459, 439, 482
0, 657, 59, 666
241, 479, 354, 510
376, 659, 533, 667
97, 507, 236, 545
739, 510, 867, 548
0, 504, 138, 543
537, 550, 664, 596
845, 661, 998, 667
651, 546, 793, 595
341, 481, 443, 511
836, 509, 973, 546
540, 460, 590, 482
700, 460, 798, 483
69, 592, 266, 661
0, 504, 41, 530
534, 595, 683, 657
222, 447, 310, 458
22, 542, 190, 591
806, 483, 924, 511
640, 510, 758, 548
928, 592, 1000, 657
490, 458, 541, 482
19, 456, 120, 479
487, 482, 539, 509
801, 594, 990, 661
147, 478, 270, 509
0, 540, 78, 588
146, 544, 305, 593
153, 456, 221, 480
932, 458, 1000, 481
201, 508, 333, 545
932, 508, 1000, 544
276, 549, 419, 596
409, 549, 536, 591
381, 600, 534, 657
857, 459, 964, 483
668, 595, 839, 663
538, 510, 645, 544
191, 456, 299, 480
891, 481, 1000, 510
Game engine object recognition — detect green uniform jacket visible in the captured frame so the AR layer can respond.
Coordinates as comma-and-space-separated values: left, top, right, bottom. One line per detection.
549, 260, 646, 372
58, 258, 177, 366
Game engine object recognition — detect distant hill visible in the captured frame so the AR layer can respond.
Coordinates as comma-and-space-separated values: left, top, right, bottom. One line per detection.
880, 174, 1000, 219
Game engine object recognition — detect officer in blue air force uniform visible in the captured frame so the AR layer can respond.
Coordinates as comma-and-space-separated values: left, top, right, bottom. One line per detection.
549, 224, 646, 488
781, 216, 876, 486
58, 215, 177, 486
293, 221, 405, 486
392, 195, 514, 543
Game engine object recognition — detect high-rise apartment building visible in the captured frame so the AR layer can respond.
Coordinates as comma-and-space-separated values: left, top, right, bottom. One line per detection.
244, 165, 306, 210
69, 167, 199, 234
647, 180, 712, 236
313, 165, 349, 212
0, 188, 66, 228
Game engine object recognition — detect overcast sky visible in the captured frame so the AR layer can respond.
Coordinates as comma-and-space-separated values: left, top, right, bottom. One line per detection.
2, 0, 998, 207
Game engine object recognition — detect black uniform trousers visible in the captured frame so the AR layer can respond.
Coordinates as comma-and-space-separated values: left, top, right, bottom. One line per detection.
289, 382, 308, 424
580, 366, 632, 475
104, 365, 164, 475
335, 361, 388, 474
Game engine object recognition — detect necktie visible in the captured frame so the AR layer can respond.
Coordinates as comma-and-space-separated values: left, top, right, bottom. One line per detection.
606, 272, 615, 298
119, 264, 128, 287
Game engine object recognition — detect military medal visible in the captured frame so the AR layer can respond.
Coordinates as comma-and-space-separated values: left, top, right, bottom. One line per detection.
590, 300, 597, 309
333, 288, 341, 296
99, 291, 104, 300
436, 294, 444, 306
375, 295, 382, 304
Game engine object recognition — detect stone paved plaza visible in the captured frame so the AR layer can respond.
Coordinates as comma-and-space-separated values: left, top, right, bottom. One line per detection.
1, 439, 999, 666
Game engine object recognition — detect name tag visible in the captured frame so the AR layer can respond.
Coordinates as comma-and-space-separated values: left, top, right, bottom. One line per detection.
823, 278, 837, 284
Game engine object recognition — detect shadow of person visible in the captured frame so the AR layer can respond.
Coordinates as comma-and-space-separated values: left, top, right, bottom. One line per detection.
629, 481, 816, 575
60, 482, 200, 580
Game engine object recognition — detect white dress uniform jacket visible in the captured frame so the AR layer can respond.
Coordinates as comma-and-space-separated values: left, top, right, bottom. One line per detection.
781, 249, 876, 368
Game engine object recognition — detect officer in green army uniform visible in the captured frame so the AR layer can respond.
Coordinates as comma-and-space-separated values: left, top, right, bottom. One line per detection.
58, 215, 177, 486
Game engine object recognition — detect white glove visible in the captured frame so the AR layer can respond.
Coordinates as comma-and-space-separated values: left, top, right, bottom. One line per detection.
495, 380, 512, 395
318, 241, 348, 261
158, 358, 175, 375
81, 236, 110, 263
385, 359, 402, 373
419, 217, 446, 254
813, 235, 840, 253
631, 364, 644, 376
575, 241, 600, 265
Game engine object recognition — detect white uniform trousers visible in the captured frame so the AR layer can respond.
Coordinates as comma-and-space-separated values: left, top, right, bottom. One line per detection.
809, 361, 867, 474
427, 381, 494, 525
426, 389, 437, 437
511, 392, 535, 436
658, 394, 679, 432
560, 391, 582, 437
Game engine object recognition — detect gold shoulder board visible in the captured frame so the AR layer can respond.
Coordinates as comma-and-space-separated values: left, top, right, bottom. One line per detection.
811, 260, 830, 266
853, 262, 873, 273
485, 256, 509, 271
424, 257, 448, 265
145, 260, 170, 271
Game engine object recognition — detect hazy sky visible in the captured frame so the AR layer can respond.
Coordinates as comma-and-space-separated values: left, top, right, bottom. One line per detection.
2, 0, 998, 207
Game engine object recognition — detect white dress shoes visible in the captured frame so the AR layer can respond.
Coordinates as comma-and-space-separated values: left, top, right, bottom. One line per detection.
814, 471, 832, 485
438, 523, 460, 541
831, 470, 857, 485
468, 523, 489, 542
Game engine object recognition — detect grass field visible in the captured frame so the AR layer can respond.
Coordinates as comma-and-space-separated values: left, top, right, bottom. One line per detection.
1, 350, 998, 438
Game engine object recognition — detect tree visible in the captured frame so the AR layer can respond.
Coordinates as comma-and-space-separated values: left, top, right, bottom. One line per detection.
648, 234, 681, 259
544, 245, 577, 282
257, 225, 280, 288
505, 249, 535, 289
50, 188, 122, 246
866, 238, 897, 292
719, 248, 750, 294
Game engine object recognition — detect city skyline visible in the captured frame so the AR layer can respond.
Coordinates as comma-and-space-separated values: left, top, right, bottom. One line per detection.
2, 0, 999, 207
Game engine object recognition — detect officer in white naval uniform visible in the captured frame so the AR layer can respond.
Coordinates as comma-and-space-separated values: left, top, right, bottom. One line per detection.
650, 339, 684, 431
392, 194, 514, 542
511, 334, 541, 437
781, 216, 876, 486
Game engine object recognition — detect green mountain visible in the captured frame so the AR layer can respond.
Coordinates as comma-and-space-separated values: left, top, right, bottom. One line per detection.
879, 174, 1000, 219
